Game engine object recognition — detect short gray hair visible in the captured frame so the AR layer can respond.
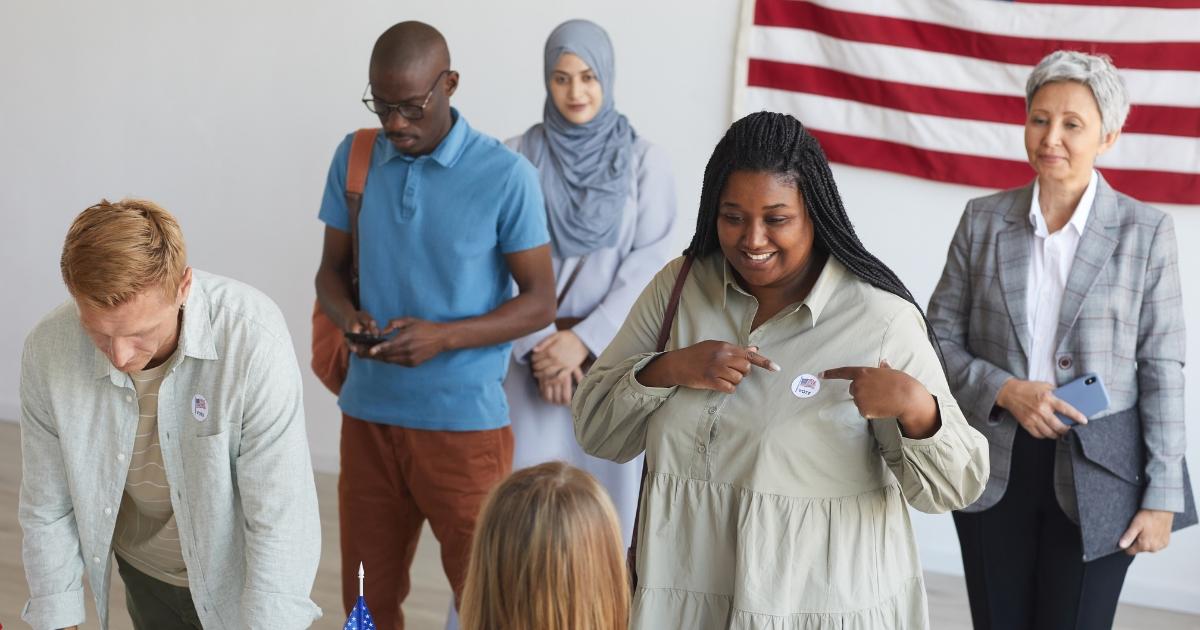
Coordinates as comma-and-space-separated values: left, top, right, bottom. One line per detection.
1025, 50, 1130, 137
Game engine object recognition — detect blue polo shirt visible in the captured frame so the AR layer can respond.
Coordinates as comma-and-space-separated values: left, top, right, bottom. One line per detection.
318, 110, 548, 430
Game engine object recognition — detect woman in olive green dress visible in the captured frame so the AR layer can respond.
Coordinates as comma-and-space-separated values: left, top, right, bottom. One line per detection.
573, 112, 989, 629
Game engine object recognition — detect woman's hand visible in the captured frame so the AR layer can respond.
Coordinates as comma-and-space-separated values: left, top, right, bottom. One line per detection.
531, 330, 590, 380
996, 378, 1087, 439
538, 366, 585, 406
1120, 509, 1174, 555
635, 341, 779, 392
821, 360, 940, 438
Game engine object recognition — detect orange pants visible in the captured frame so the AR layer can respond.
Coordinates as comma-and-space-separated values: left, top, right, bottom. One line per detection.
338, 414, 514, 630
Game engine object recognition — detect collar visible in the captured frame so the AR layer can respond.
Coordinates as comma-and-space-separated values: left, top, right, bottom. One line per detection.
92, 272, 220, 382
720, 255, 846, 329
1028, 170, 1097, 238
377, 108, 470, 169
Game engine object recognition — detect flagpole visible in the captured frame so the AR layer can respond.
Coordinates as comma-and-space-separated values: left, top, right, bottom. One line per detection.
358, 562, 364, 598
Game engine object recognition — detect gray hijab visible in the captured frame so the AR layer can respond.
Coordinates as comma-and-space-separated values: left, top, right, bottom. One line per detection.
518, 19, 635, 259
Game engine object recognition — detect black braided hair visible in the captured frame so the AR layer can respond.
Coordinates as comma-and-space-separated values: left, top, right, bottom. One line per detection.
686, 111, 942, 361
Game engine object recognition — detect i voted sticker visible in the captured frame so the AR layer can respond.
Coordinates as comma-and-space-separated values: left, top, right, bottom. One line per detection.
791, 374, 820, 399
192, 394, 209, 422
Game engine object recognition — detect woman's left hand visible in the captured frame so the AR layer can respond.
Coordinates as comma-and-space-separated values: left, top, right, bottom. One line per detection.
531, 330, 590, 380
821, 360, 941, 439
538, 366, 585, 406
1119, 509, 1174, 555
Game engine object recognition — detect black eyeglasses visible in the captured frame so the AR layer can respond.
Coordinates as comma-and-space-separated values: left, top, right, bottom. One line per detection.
361, 70, 451, 121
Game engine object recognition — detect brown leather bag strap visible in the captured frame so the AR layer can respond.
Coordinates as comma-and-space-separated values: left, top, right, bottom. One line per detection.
556, 255, 589, 308
345, 128, 378, 306
628, 255, 694, 590
654, 256, 693, 353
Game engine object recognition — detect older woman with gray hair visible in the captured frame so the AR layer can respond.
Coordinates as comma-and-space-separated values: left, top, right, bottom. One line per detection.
928, 50, 1196, 629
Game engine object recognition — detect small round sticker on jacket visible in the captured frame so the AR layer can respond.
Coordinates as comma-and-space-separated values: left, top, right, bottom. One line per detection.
192, 394, 209, 422
791, 374, 820, 399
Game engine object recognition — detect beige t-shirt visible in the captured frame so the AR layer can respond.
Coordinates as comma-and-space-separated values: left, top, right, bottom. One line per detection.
112, 353, 189, 587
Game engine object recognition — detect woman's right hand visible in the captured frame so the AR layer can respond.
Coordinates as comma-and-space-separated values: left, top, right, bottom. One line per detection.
996, 378, 1087, 438
635, 340, 779, 392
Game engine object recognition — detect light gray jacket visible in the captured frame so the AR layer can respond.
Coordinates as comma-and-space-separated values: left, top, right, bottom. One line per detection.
927, 175, 1194, 557
19, 271, 322, 629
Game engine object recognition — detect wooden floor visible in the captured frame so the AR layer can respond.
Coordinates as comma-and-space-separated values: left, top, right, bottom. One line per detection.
2, 420, 1196, 629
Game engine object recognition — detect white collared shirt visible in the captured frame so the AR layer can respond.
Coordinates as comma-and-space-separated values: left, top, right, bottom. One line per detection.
1026, 170, 1098, 383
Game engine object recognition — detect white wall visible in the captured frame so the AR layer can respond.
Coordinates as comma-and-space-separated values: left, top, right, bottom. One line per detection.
2, 0, 1196, 615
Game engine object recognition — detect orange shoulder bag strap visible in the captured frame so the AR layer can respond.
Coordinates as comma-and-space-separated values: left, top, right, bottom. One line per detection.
627, 254, 695, 591
345, 128, 379, 304
309, 128, 378, 396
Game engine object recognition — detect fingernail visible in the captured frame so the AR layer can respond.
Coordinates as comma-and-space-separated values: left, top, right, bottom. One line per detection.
817, 371, 825, 379
1119, 540, 1130, 548
769, 361, 781, 372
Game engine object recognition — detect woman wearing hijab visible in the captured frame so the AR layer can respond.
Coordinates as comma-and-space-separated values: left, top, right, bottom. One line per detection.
444, 19, 675, 630
505, 19, 677, 540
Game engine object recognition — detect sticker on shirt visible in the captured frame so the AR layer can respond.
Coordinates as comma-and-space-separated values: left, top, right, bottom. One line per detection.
192, 394, 209, 422
791, 374, 820, 399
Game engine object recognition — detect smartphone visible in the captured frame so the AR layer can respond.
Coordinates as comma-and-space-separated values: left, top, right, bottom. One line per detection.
344, 331, 389, 347
1053, 373, 1110, 426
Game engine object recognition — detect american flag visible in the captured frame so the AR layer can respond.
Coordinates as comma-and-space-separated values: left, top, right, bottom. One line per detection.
734, 0, 1200, 205
343, 596, 376, 630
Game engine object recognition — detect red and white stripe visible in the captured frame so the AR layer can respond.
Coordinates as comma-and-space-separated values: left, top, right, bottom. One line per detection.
733, 0, 1200, 205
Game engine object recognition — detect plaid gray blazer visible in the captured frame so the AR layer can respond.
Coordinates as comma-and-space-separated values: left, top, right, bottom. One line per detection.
926, 174, 1194, 558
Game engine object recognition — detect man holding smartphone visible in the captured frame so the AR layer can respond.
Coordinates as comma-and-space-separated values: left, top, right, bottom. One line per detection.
20, 199, 321, 629
314, 21, 555, 630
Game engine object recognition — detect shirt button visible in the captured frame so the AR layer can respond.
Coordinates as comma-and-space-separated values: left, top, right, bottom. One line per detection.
707, 407, 717, 414
104, 507, 113, 516
125, 395, 133, 403
1058, 355, 1073, 369
92, 556, 101, 564
697, 445, 706, 454
116, 453, 125, 461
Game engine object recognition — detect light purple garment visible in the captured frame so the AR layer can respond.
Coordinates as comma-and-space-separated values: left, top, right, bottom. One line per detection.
506, 133, 677, 540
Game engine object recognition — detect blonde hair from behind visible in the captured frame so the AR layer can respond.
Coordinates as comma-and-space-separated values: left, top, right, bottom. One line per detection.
460, 462, 629, 630
61, 198, 188, 308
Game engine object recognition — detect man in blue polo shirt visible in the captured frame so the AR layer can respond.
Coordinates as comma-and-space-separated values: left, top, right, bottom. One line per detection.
315, 21, 555, 630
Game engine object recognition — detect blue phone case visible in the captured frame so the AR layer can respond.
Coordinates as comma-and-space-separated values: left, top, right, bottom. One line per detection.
1053, 373, 1110, 426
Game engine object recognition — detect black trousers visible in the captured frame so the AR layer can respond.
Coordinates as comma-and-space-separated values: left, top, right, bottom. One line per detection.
953, 428, 1134, 630
115, 554, 202, 630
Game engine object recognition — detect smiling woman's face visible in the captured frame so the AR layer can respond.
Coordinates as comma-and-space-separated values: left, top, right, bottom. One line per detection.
716, 170, 817, 295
